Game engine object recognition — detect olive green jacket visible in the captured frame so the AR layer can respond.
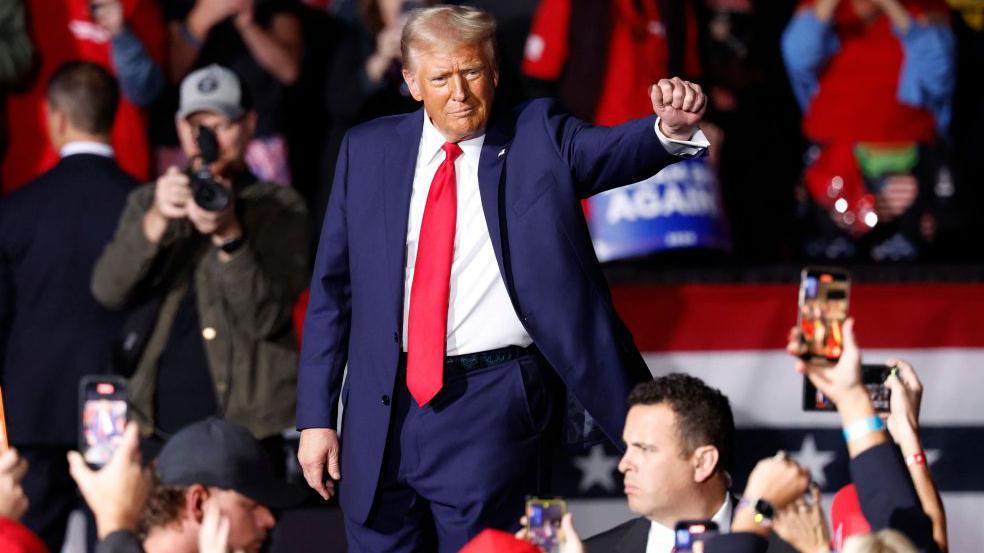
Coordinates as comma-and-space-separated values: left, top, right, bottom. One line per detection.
91, 180, 309, 439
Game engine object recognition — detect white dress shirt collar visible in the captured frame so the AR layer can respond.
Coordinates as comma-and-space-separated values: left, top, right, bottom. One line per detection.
419, 111, 485, 165
645, 496, 733, 553
59, 141, 114, 159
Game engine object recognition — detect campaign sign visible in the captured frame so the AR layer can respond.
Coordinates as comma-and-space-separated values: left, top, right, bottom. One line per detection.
588, 158, 730, 262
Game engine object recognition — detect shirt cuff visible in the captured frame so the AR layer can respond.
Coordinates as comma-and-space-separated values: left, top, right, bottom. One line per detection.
654, 117, 710, 158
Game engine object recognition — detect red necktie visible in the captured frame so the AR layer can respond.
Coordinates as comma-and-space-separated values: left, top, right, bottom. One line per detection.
407, 142, 463, 406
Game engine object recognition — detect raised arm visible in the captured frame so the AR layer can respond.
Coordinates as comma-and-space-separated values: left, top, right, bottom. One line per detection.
884, 359, 948, 553
558, 77, 707, 198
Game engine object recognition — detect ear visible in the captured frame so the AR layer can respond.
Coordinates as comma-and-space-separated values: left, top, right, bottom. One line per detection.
691, 445, 720, 483
185, 484, 210, 524
492, 68, 500, 88
402, 67, 423, 102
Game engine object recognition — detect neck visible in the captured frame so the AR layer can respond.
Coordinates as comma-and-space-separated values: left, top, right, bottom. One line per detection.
648, 476, 729, 528
143, 525, 198, 553
56, 129, 111, 150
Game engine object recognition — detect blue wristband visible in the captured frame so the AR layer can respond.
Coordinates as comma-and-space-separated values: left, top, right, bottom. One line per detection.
842, 415, 885, 442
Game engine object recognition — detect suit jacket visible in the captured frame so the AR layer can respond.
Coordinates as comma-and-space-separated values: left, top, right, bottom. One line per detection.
583, 511, 797, 553
298, 99, 683, 523
0, 153, 134, 445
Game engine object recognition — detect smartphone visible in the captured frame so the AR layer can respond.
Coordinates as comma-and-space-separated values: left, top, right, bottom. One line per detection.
525, 497, 567, 553
79, 376, 128, 468
674, 520, 719, 552
804, 364, 893, 412
797, 267, 850, 366
0, 386, 8, 450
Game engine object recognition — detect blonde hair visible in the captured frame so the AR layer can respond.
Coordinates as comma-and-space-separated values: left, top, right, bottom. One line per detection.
842, 529, 919, 553
401, 5, 497, 71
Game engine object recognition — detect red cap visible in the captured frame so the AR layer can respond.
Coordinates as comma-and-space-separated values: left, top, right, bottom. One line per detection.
459, 529, 541, 553
0, 518, 49, 553
830, 484, 871, 551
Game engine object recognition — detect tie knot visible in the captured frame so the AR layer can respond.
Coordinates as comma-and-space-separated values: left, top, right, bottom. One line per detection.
442, 142, 463, 162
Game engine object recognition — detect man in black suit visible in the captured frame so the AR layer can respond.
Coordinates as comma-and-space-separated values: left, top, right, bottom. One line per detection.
585, 374, 797, 553
0, 60, 136, 552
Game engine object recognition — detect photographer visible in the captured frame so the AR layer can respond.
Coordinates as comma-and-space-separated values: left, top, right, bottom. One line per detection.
92, 64, 309, 451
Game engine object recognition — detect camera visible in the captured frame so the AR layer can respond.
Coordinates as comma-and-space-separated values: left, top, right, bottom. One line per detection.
187, 125, 230, 212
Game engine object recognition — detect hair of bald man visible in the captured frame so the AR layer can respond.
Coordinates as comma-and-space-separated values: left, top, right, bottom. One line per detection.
400, 5, 497, 73
46, 61, 119, 135
842, 529, 918, 553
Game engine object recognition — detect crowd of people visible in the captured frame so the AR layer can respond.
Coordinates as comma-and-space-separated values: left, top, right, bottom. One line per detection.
0, 1, 974, 552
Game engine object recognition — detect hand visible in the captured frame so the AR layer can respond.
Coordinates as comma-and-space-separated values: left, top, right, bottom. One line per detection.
152, 166, 192, 220
884, 359, 923, 454
742, 453, 811, 510
233, 0, 255, 30
787, 318, 864, 407
773, 485, 832, 553
90, 0, 125, 36
199, 502, 246, 553
515, 513, 585, 553
298, 428, 340, 501
366, 25, 404, 83
650, 77, 706, 141
193, 0, 245, 29
67, 422, 151, 540
0, 448, 29, 521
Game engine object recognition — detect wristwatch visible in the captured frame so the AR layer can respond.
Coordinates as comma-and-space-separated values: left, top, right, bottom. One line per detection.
737, 497, 776, 527
218, 235, 246, 254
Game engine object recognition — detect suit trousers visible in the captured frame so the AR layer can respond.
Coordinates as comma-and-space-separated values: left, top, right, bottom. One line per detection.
344, 350, 553, 553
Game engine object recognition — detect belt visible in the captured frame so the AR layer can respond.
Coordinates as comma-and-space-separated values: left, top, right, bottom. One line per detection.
401, 345, 536, 375
446, 345, 536, 373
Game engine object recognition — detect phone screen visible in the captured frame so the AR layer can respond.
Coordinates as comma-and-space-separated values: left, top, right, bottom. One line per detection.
798, 268, 850, 365
80, 377, 128, 468
674, 520, 719, 552
804, 364, 893, 412
525, 498, 567, 552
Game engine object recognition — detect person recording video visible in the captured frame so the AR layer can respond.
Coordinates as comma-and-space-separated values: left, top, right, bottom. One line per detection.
91, 64, 309, 455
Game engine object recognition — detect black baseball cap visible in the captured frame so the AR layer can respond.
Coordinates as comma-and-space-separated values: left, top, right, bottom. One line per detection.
155, 418, 307, 510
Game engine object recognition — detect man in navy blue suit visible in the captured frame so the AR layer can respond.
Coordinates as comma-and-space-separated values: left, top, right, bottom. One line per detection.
0, 61, 135, 552
296, 5, 709, 551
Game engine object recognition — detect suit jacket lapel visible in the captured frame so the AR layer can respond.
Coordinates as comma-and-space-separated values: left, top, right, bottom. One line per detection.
477, 112, 513, 280
383, 109, 425, 319
617, 517, 651, 553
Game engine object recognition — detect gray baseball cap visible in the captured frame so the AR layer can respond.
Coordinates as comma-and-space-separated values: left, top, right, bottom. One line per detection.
177, 64, 246, 120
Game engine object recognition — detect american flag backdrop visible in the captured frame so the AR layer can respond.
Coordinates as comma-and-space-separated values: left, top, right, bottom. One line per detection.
560, 282, 984, 551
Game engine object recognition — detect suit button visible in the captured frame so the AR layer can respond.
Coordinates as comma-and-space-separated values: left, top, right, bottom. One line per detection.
381, 395, 391, 406
393, 332, 399, 343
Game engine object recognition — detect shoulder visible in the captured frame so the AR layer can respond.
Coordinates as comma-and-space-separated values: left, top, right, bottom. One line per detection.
584, 517, 648, 552
239, 181, 308, 217
346, 110, 420, 143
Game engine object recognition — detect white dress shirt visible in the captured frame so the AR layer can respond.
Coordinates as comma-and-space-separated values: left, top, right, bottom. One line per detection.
402, 111, 710, 355
60, 141, 115, 159
645, 497, 732, 553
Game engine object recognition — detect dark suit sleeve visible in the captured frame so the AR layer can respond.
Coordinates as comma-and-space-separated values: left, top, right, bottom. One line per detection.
705, 533, 769, 553
546, 103, 678, 199
851, 442, 940, 553
296, 133, 353, 430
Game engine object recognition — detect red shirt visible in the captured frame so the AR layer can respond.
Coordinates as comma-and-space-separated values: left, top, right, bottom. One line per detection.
2, 0, 165, 193
801, 0, 941, 144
